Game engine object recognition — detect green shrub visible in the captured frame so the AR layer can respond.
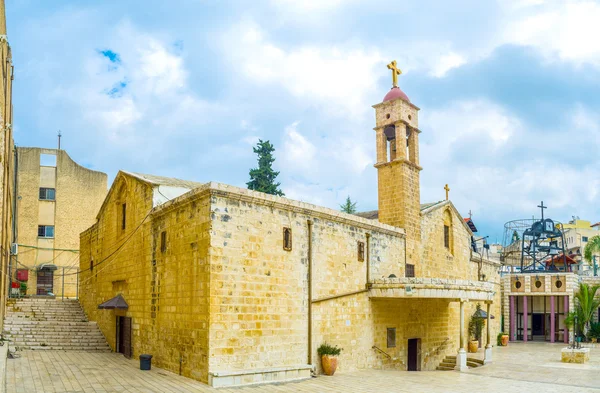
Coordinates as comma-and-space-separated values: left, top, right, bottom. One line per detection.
317, 343, 342, 357
588, 322, 600, 340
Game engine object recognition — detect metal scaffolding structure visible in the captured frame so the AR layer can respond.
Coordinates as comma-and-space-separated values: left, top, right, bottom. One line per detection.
501, 202, 567, 272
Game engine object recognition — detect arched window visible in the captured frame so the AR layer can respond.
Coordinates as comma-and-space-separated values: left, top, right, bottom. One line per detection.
115, 180, 128, 234
283, 227, 292, 251
443, 209, 454, 255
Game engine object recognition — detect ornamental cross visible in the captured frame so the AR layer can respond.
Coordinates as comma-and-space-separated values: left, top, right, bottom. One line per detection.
387, 60, 402, 87
444, 184, 450, 201
537, 201, 547, 220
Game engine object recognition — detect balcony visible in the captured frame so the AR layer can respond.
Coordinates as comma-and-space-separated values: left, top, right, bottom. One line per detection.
368, 277, 495, 301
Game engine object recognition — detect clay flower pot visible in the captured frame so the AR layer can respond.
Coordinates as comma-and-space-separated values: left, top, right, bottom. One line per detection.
321, 355, 338, 376
501, 334, 509, 346
468, 340, 479, 353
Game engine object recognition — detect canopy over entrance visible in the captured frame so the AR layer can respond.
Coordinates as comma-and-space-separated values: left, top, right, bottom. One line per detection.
473, 308, 495, 319
37, 263, 57, 271
98, 294, 128, 310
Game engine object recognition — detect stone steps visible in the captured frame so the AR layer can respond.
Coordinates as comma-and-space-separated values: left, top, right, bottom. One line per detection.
4, 298, 110, 352
20, 346, 111, 351
436, 355, 484, 371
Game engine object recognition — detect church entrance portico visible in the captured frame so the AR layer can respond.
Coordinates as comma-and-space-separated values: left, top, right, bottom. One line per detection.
369, 282, 496, 372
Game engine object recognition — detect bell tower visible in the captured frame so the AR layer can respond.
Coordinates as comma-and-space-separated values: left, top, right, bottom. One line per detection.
373, 61, 422, 264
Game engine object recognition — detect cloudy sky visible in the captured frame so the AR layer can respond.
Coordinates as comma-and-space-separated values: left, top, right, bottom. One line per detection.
7, 0, 600, 242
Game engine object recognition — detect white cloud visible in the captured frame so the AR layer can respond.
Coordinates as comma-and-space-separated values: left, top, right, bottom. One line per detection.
422, 99, 517, 156
137, 40, 187, 95
221, 21, 383, 116
418, 98, 600, 232
282, 122, 316, 170
501, 0, 600, 65
430, 52, 467, 78
54, 21, 223, 152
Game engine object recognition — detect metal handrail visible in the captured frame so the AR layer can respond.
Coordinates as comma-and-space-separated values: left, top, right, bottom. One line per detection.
372, 345, 392, 359
430, 337, 451, 356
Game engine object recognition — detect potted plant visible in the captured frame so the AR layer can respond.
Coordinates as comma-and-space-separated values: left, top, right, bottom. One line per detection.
317, 343, 343, 376
497, 331, 509, 346
468, 304, 484, 353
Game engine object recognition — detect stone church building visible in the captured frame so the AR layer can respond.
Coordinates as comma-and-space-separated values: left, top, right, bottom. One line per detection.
79, 67, 501, 388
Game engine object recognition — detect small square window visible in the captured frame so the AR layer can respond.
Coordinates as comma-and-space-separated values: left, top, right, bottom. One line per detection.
39, 188, 56, 201
38, 225, 54, 238
358, 241, 365, 262
405, 264, 415, 278
40, 153, 56, 167
160, 231, 167, 253
283, 227, 292, 251
387, 328, 396, 348
583, 237, 589, 242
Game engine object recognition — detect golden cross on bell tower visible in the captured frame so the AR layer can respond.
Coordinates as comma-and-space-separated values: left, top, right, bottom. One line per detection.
444, 184, 450, 201
387, 60, 402, 88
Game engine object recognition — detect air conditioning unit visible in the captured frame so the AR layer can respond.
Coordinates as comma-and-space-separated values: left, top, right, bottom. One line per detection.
10, 243, 17, 256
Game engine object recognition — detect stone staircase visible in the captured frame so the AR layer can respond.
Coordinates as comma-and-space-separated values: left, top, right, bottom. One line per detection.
3, 298, 110, 351
436, 355, 484, 370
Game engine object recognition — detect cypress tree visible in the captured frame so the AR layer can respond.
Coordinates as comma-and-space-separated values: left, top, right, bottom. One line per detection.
340, 196, 357, 214
247, 139, 284, 196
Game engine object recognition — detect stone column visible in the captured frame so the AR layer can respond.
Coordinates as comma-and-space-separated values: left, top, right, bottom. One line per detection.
510, 296, 516, 341
455, 300, 468, 371
375, 128, 386, 164
408, 127, 419, 166
550, 296, 555, 343
484, 302, 493, 364
394, 122, 407, 161
523, 296, 528, 342
564, 296, 569, 344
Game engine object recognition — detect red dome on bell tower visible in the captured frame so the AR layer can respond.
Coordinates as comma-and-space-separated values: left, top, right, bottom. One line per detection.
383, 87, 410, 103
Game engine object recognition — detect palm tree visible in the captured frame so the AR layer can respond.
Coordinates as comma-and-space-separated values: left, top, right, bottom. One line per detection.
584, 235, 600, 268
574, 283, 600, 335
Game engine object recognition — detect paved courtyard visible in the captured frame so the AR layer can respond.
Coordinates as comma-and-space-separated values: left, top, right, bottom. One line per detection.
6, 342, 600, 392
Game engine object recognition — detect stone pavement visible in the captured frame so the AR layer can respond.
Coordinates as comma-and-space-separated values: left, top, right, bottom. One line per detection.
6, 343, 600, 392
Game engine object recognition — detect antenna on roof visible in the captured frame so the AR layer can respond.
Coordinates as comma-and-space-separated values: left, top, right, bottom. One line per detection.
58, 130, 62, 150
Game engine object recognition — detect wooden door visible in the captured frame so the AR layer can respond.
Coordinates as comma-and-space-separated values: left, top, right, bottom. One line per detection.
532, 314, 544, 337
407, 338, 419, 371
117, 316, 132, 358
36, 270, 54, 295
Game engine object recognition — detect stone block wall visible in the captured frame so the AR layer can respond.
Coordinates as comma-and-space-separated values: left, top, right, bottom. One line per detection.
420, 203, 473, 280
208, 183, 405, 376
80, 175, 212, 382
80, 178, 502, 387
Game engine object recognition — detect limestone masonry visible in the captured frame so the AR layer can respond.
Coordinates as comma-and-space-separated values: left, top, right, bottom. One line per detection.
79, 79, 501, 388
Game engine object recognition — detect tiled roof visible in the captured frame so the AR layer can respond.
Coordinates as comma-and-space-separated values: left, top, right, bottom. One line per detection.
122, 171, 203, 190
354, 210, 379, 220
354, 201, 445, 220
